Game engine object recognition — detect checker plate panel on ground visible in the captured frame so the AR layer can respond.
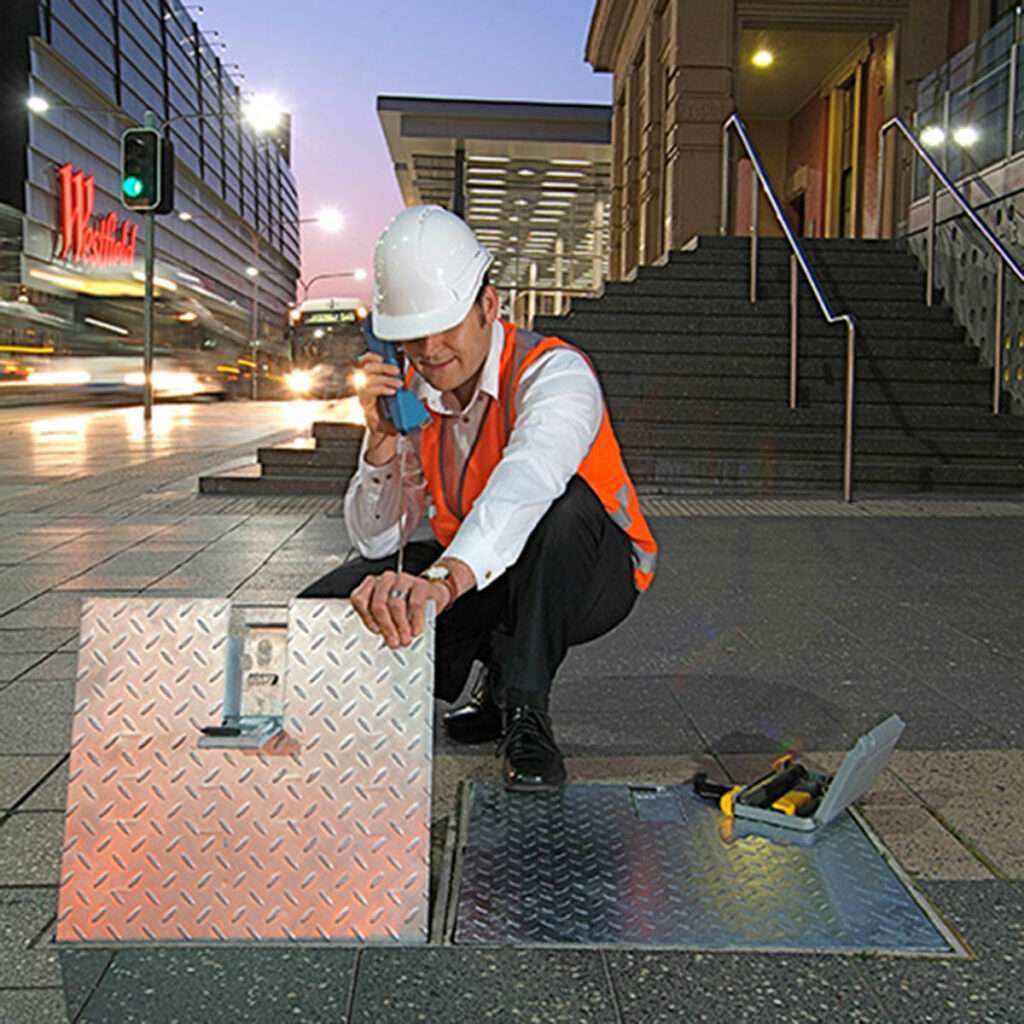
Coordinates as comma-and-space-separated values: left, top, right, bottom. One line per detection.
454, 784, 952, 953
57, 598, 434, 944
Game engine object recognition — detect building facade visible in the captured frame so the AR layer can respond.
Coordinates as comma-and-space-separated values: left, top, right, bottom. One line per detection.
0, 0, 300, 389
586, 0, 1004, 280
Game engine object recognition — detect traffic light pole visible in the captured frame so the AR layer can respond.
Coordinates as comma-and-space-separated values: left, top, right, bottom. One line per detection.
142, 110, 157, 422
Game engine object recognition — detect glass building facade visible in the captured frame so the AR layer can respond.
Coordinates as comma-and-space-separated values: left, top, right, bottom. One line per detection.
0, 0, 300, 396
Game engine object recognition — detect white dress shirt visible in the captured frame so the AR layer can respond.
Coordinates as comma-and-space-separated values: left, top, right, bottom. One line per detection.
343, 320, 603, 590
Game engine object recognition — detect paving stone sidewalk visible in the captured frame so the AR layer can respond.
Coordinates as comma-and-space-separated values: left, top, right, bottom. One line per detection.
1, 402, 1023, 1022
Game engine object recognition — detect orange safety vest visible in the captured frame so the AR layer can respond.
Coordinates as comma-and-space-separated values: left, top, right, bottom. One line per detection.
412, 320, 658, 591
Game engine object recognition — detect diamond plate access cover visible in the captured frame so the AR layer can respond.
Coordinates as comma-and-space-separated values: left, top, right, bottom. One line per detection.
453, 784, 955, 954
57, 598, 434, 944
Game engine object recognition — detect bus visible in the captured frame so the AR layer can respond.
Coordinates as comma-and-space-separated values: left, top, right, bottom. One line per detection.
288, 296, 367, 398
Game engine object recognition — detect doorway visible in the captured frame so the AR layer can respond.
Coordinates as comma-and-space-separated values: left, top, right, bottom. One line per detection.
827, 67, 865, 238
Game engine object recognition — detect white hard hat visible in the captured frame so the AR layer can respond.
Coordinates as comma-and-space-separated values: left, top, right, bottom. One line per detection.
372, 205, 494, 341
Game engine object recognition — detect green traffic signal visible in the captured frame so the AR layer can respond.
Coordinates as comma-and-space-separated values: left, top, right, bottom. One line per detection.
123, 176, 144, 199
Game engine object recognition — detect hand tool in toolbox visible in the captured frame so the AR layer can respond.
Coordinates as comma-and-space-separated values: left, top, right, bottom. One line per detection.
692, 714, 905, 832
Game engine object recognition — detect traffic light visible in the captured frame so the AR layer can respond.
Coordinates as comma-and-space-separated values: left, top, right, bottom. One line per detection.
120, 127, 175, 214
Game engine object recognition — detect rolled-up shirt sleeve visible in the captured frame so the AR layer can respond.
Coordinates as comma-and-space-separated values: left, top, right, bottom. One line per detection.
343, 432, 426, 559
444, 348, 603, 589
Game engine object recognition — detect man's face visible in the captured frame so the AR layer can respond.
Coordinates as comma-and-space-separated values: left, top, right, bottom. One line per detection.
400, 286, 498, 396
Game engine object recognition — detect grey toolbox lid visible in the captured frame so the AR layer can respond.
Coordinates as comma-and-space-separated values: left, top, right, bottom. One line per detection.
813, 714, 906, 827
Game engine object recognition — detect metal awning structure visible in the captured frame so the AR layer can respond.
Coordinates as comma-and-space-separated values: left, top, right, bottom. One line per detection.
377, 96, 612, 317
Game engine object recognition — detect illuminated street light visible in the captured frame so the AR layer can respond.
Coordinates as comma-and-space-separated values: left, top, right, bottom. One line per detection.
178, 211, 193, 222
243, 94, 285, 133
920, 125, 946, 148
245, 266, 260, 278
316, 207, 344, 233
752, 50, 774, 68
27, 96, 49, 114
286, 369, 313, 395
953, 125, 979, 148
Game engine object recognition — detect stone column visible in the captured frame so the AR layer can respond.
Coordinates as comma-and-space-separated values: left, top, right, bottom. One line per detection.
663, 0, 736, 251
623, 56, 643, 275
609, 92, 627, 280
592, 197, 606, 291
639, 12, 666, 264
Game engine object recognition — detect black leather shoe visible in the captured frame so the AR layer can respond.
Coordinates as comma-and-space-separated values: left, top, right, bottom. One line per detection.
442, 668, 503, 745
497, 706, 566, 792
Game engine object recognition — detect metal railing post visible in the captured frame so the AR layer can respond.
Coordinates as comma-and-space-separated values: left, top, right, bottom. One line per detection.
720, 124, 731, 235
876, 127, 887, 239
727, 112, 860, 500
1008, 42, 1018, 159
942, 89, 951, 170
843, 321, 856, 503
750, 169, 759, 303
789, 254, 798, 408
994, 260, 1005, 414
926, 176, 937, 307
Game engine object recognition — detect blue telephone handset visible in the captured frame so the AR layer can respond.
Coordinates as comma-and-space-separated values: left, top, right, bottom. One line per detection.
362, 314, 431, 434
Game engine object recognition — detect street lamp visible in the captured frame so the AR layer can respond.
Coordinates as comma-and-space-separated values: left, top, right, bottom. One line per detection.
242, 94, 285, 134
314, 208, 344, 233
298, 269, 367, 303
245, 266, 261, 398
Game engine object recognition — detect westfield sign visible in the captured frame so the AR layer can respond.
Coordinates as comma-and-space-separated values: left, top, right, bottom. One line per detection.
58, 163, 139, 267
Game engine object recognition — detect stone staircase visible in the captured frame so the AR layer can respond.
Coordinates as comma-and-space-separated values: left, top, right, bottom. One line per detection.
199, 429, 362, 495
531, 235, 1024, 495
199, 235, 1024, 497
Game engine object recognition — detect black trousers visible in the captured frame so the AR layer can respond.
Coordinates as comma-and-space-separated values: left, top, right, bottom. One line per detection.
299, 476, 638, 709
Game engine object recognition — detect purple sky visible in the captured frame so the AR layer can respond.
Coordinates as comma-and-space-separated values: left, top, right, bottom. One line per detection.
201, 1, 610, 304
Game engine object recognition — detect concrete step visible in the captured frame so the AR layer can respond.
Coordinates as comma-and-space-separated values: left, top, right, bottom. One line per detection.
605, 394, 1013, 429
543, 329, 974, 361
257, 446, 360, 470
614, 422, 1024, 458
312, 424, 365, 447
588, 351, 987, 382
569, 294, 954, 322
693, 235, 907, 253
679, 237, 915, 269
641, 262, 928, 289
199, 472, 346, 495
536, 312, 965, 342
623, 450, 1024, 492
600, 278, 930, 303
597, 371, 992, 406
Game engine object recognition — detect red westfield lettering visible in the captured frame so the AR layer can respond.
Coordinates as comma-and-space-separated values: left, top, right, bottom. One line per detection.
58, 164, 139, 267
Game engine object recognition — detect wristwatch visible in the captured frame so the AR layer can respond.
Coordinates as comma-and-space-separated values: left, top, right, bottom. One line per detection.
421, 564, 459, 608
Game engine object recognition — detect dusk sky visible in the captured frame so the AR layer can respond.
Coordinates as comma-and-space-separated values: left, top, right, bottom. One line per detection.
201, 1, 611, 304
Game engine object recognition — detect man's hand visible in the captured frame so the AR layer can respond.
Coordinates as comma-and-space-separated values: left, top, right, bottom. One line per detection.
350, 571, 450, 648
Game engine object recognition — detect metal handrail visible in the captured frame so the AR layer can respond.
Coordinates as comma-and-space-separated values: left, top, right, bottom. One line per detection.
878, 115, 1024, 414
720, 112, 859, 502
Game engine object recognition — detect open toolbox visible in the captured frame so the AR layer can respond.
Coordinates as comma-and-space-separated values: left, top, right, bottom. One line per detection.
694, 714, 905, 832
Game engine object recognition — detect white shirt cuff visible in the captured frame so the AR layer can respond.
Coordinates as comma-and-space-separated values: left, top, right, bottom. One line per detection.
443, 531, 506, 591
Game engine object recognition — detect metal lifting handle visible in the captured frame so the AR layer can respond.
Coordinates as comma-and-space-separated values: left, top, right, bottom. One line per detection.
720, 113, 859, 502
877, 116, 1024, 415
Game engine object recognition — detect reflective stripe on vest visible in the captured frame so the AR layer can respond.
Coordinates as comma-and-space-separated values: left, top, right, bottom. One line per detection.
416, 321, 658, 591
